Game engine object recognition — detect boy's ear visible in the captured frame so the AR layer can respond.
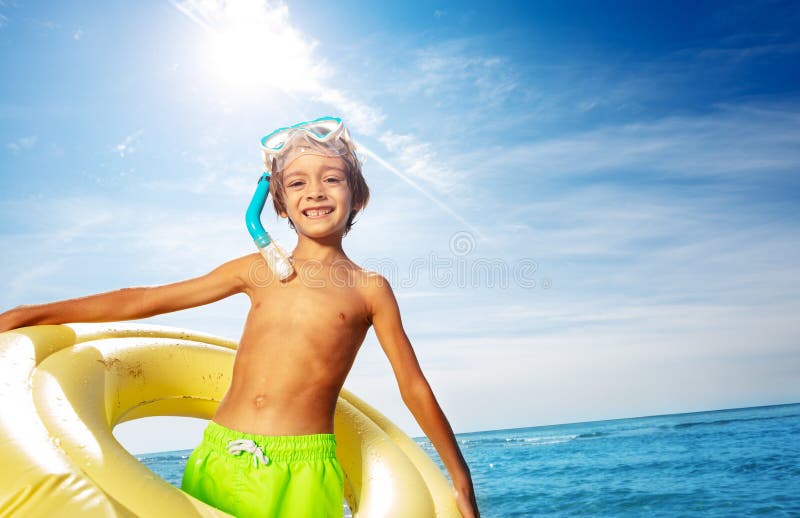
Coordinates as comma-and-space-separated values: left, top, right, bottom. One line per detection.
279, 211, 288, 218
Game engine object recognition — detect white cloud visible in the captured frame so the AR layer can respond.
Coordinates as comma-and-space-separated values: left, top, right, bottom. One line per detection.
357, 144, 489, 243
404, 39, 519, 110
73, 28, 83, 40
0, 0, 9, 27
377, 131, 462, 192
313, 89, 385, 136
346, 296, 800, 435
140, 145, 258, 197
6, 135, 37, 153
0, 194, 253, 299
6, 259, 66, 301
461, 102, 800, 182
114, 130, 143, 158
488, 182, 800, 303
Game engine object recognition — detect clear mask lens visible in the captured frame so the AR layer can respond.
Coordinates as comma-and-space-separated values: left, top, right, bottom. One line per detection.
261, 117, 356, 173
261, 118, 342, 151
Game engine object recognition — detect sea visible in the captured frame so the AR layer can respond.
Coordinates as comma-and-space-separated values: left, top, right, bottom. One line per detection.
139, 403, 800, 516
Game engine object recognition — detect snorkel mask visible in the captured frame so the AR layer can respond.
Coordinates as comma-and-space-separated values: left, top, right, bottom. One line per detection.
260, 116, 357, 173
246, 116, 357, 281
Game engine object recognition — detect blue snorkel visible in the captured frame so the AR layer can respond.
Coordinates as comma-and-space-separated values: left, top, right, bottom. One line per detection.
246, 172, 294, 280
245, 172, 273, 248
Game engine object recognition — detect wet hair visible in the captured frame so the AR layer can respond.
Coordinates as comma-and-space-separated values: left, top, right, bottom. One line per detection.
269, 151, 370, 236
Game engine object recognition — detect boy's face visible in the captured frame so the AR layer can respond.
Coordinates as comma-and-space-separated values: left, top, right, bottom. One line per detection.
279, 154, 358, 239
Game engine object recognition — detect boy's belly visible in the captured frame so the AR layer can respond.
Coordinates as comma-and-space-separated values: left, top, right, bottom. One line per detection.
211, 341, 358, 436
213, 388, 339, 436
214, 400, 336, 436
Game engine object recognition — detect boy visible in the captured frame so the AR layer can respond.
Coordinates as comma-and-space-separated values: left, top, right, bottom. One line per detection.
0, 117, 479, 518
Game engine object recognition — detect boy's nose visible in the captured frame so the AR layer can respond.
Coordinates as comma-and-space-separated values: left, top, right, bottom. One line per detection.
305, 181, 326, 199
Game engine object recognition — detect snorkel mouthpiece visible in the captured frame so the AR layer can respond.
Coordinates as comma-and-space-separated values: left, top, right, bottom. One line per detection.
246, 172, 294, 280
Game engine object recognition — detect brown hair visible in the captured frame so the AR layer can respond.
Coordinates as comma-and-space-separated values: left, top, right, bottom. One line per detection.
269, 152, 370, 235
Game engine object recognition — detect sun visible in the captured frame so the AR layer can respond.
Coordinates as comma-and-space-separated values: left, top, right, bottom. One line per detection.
181, 0, 326, 94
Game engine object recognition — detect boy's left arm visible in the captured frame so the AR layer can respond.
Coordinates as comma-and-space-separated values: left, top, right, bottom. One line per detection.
368, 276, 479, 518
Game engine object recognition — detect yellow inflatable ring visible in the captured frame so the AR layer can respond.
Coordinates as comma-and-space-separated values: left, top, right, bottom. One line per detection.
0, 323, 459, 517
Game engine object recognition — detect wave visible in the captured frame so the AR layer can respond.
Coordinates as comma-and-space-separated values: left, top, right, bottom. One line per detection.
500, 434, 578, 446
673, 413, 800, 430
137, 454, 184, 463
576, 431, 608, 439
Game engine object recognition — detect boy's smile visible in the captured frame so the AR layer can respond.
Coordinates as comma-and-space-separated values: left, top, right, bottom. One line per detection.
302, 207, 333, 218
280, 154, 357, 238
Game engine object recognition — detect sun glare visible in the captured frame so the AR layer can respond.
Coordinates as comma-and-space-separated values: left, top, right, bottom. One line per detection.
191, 0, 325, 94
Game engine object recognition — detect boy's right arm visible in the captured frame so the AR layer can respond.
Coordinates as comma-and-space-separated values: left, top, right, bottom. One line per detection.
0, 254, 258, 333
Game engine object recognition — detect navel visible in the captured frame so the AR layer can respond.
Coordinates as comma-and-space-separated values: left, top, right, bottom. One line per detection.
253, 394, 268, 409
339, 312, 346, 321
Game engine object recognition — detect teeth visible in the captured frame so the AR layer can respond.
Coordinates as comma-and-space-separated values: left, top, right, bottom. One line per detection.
304, 208, 333, 217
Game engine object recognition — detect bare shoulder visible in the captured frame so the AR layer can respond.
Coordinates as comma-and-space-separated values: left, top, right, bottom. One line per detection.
216, 253, 263, 293
217, 252, 261, 274
351, 267, 396, 317
349, 263, 391, 292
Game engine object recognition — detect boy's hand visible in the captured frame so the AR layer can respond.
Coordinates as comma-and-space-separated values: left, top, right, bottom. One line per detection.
454, 485, 480, 518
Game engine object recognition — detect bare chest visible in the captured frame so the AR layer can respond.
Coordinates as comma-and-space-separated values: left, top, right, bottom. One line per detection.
248, 267, 371, 337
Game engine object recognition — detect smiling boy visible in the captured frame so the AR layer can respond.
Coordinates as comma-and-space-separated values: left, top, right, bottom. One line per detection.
0, 117, 479, 518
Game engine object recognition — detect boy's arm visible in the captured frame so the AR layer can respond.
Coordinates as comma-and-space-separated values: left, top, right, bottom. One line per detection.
0, 254, 257, 332
368, 275, 479, 518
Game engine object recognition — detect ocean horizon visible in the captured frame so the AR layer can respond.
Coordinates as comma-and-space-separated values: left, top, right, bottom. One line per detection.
139, 402, 800, 516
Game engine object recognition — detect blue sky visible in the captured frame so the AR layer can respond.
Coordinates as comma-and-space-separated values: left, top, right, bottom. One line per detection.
1, 0, 798, 454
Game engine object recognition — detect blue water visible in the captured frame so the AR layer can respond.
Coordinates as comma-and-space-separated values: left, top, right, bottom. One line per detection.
139, 403, 800, 516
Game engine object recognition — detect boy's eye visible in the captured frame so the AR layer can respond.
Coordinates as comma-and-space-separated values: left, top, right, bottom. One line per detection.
325, 177, 343, 183
288, 181, 305, 188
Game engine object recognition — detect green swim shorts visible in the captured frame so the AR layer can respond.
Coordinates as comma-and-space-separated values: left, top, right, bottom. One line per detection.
181, 421, 344, 517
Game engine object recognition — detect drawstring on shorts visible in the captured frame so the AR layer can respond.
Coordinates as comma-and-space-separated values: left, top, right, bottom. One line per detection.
204, 421, 337, 463
227, 439, 270, 467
